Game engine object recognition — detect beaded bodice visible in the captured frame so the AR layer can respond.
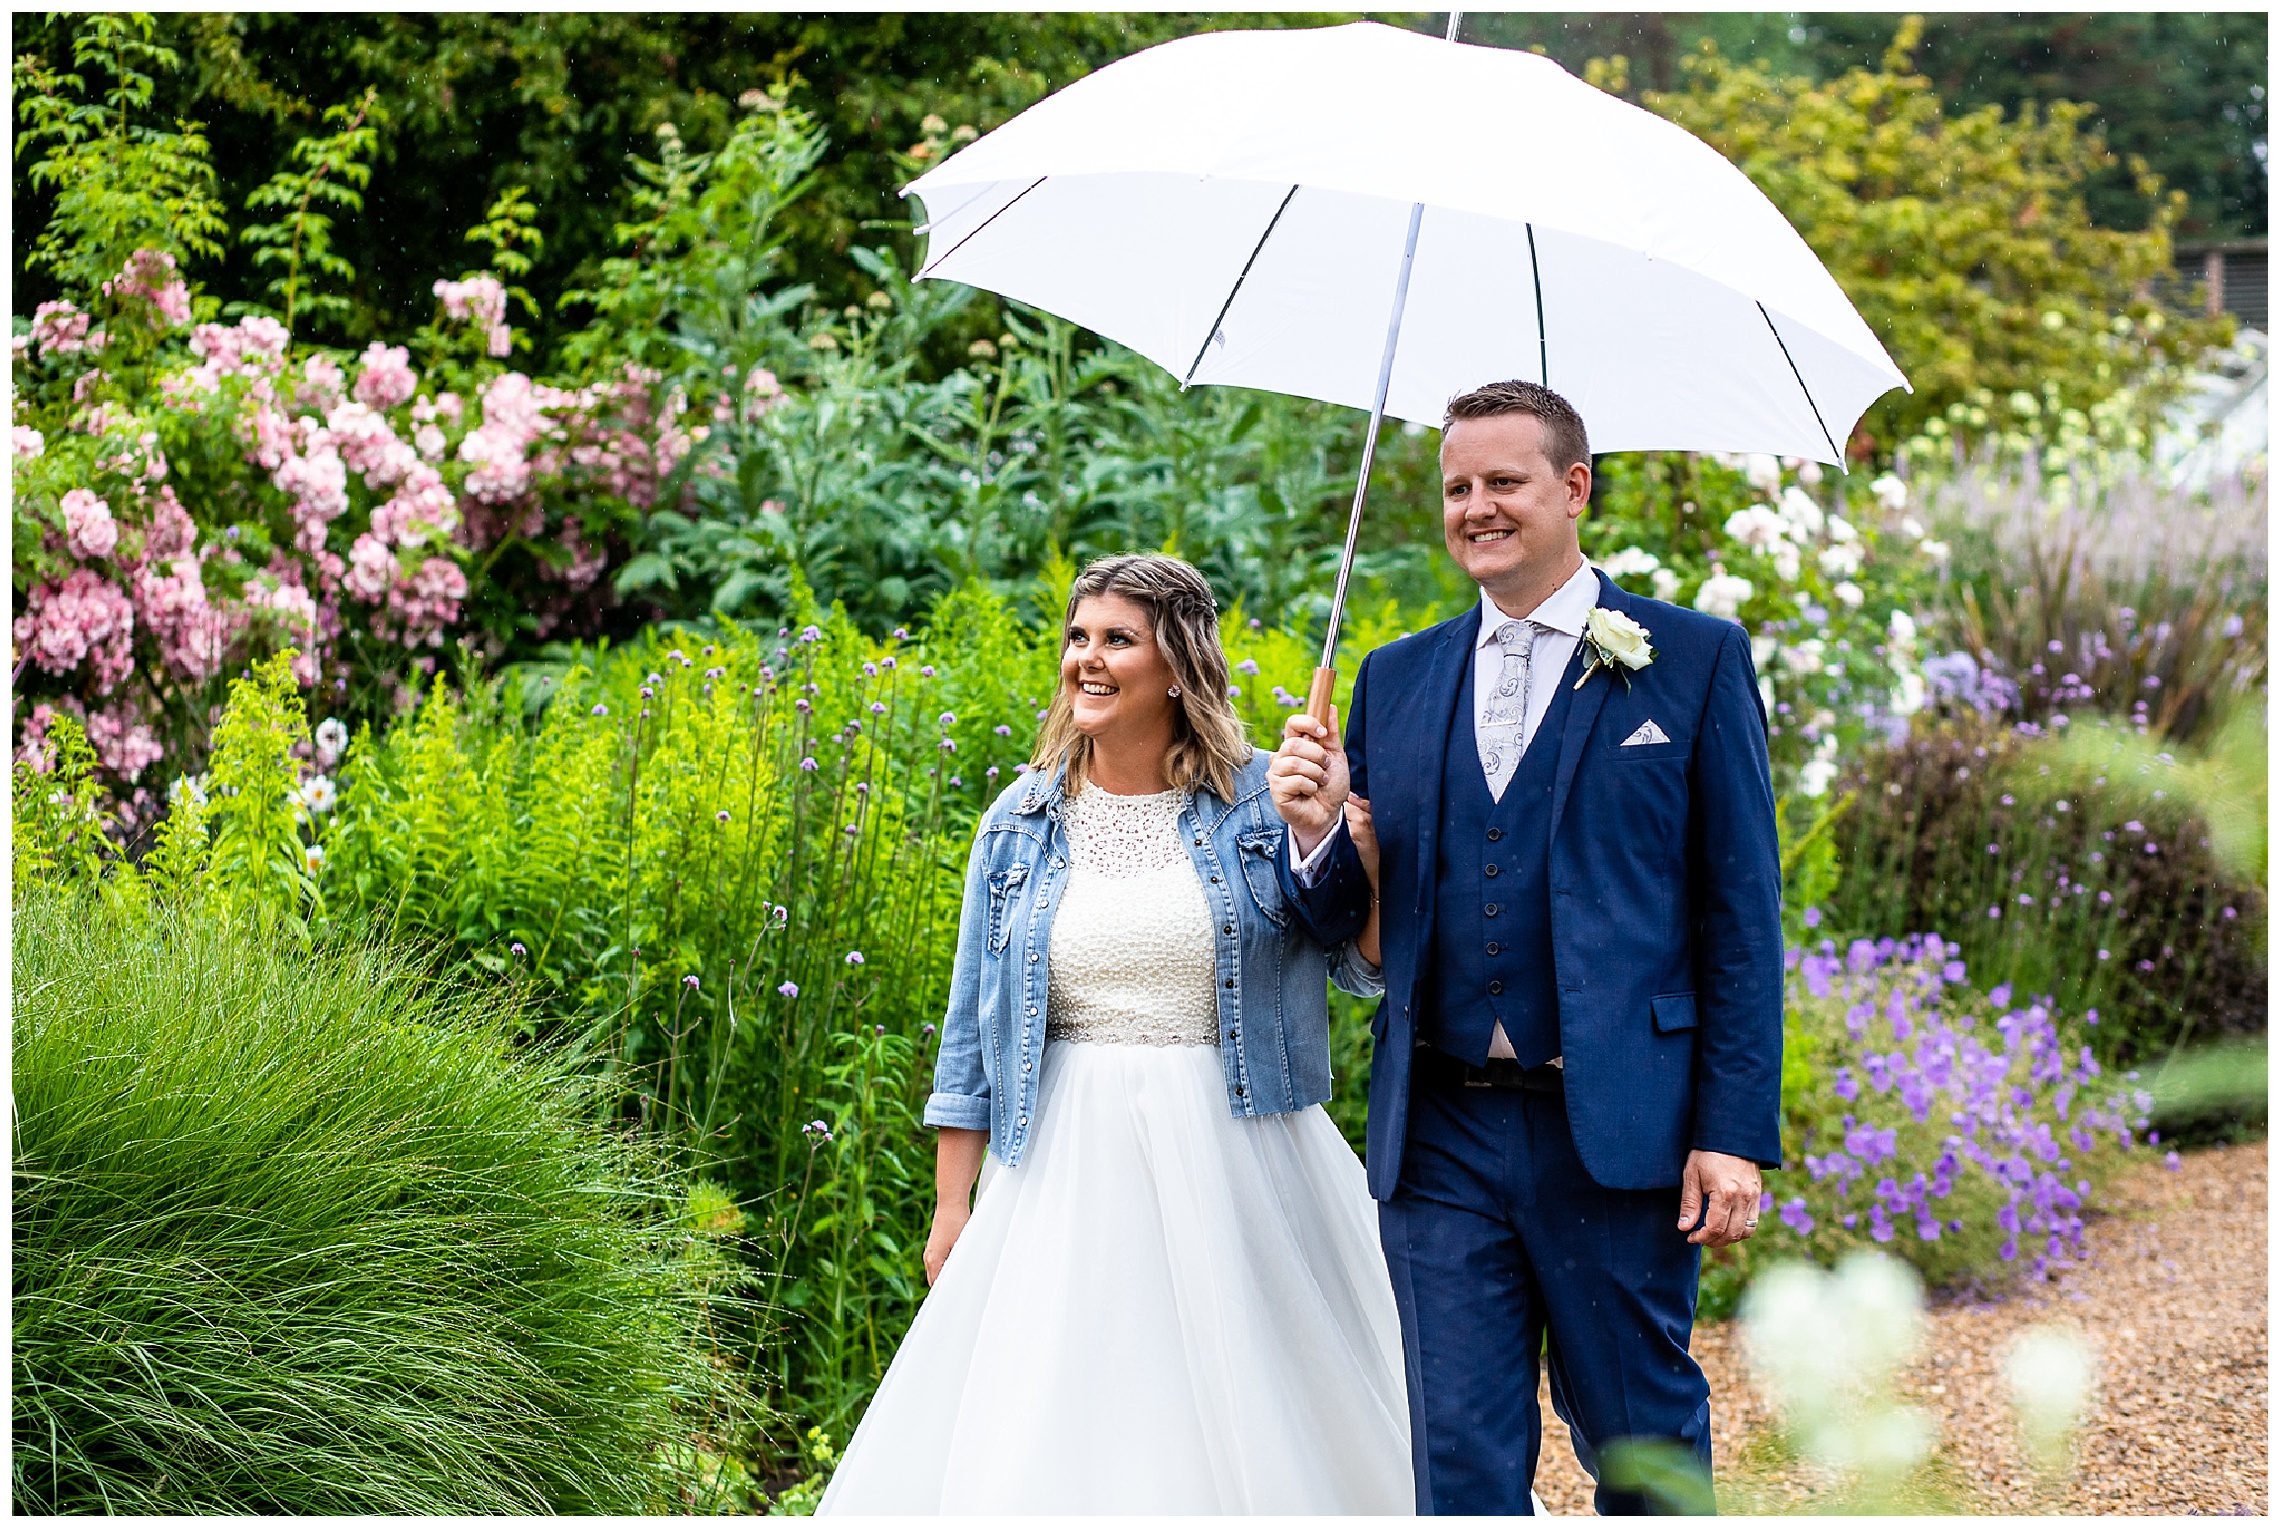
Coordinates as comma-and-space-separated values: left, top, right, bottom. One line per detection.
1045, 784, 1222, 1047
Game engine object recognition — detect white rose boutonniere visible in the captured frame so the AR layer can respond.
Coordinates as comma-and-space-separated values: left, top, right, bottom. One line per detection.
1576, 606, 1656, 690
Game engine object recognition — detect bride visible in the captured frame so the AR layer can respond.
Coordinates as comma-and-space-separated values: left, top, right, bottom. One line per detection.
819, 553, 1412, 1514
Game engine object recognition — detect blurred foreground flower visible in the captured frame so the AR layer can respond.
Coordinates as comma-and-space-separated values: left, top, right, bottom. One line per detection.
1742, 1252, 1934, 1490
2004, 1324, 2095, 1478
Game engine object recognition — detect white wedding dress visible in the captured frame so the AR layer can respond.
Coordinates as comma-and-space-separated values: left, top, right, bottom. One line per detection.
818, 783, 1415, 1515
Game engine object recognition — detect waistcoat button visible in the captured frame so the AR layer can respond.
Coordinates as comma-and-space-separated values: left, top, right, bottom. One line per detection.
1485, 903, 1499, 917
1488, 980, 1504, 996
1487, 827, 1503, 841
1484, 863, 1500, 878
1486, 941, 1501, 956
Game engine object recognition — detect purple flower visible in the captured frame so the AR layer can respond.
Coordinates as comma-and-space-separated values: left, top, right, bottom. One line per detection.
940, 737, 958, 752
1802, 907, 1822, 929
1779, 1197, 1815, 1235
716, 810, 731, 823
844, 823, 859, 837
800, 625, 822, 642
778, 981, 799, 998
1989, 983, 2012, 1009
683, 974, 700, 990
938, 711, 957, 726
845, 950, 865, 966
922, 1022, 937, 1038
862, 661, 879, 677
920, 665, 936, 678
1942, 960, 1966, 983
871, 701, 887, 715
800, 757, 818, 771
591, 703, 609, 716
949, 776, 962, 786
893, 627, 909, 640
987, 766, 1000, 779
510, 942, 527, 958
875, 1024, 887, 1037
994, 723, 1013, 736
2164, 1151, 2181, 1171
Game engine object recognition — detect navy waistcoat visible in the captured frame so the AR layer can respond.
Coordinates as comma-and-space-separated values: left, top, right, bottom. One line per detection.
1420, 636, 1583, 1068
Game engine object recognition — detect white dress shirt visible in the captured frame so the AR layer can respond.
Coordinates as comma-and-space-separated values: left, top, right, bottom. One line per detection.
1291, 559, 1602, 1060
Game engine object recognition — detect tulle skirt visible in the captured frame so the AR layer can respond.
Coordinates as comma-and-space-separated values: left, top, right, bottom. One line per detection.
817, 1039, 1415, 1515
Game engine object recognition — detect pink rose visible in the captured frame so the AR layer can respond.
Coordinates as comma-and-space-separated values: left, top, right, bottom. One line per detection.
61, 487, 118, 559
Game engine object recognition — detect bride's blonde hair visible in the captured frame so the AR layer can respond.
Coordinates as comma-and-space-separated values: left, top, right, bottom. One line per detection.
1030, 554, 1253, 802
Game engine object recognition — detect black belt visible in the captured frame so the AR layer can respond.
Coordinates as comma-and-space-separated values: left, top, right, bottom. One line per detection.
1414, 1045, 1565, 1094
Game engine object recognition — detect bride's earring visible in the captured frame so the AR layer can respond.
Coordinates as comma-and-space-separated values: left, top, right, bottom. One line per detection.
1167, 686, 1182, 698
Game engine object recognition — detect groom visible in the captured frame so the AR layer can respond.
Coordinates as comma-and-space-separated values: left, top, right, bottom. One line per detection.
1269, 381, 1784, 1515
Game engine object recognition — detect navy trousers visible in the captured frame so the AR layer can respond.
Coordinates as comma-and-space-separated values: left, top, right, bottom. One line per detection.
1379, 1063, 1713, 1515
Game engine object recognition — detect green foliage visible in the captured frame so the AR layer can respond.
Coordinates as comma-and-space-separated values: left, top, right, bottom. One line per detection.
11, 713, 112, 889
315, 590, 1058, 1430
11, 892, 752, 1514
1642, 17, 2233, 457
13, 13, 229, 295
238, 86, 382, 332
204, 650, 320, 933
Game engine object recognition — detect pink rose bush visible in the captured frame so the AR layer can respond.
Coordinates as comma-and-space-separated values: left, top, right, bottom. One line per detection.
14, 247, 700, 798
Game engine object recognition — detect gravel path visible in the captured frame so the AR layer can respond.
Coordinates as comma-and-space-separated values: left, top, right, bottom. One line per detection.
1530, 1142, 2268, 1515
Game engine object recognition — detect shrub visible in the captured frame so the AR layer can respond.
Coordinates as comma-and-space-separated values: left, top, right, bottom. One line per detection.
313, 586, 1060, 1433
1823, 713, 2265, 1069
1700, 932, 2156, 1318
11, 893, 750, 1514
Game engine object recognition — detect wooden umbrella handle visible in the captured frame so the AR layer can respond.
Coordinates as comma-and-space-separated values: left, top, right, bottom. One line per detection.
1304, 666, 1338, 727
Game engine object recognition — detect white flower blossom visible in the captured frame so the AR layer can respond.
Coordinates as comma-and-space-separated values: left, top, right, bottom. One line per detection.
1832, 581, 1865, 608
1887, 609, 1919, 647
1744, 453, 1783, 492
1779, 486, 1826, 539
1891, 670, 1928, 716
1818, 543, 1864, 578
1650, 567, 1681, 602
1779, 638, 1826, 675
1692, 570, 1754, 620
1598, 546, 1662, 581
1724, 504, 1789, 548
299, 774, 339, 813
1871, 473, 1909, 512
1919, 539, 1952, 563
1825, 513, 1858, 544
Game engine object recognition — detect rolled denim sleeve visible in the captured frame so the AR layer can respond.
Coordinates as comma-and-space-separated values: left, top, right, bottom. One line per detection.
924, 816, 996, 1132
1328, 937, 1385, 1000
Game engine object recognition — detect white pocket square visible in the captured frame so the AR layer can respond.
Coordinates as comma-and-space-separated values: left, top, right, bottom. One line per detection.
1620, 720, 1671, 747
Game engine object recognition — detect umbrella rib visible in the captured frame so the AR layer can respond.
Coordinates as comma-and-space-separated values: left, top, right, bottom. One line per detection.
1525, 223, 1548, 386
1182, 184, 1301, 389
917, 176, 1048, 280
1758, 301, 1844, 466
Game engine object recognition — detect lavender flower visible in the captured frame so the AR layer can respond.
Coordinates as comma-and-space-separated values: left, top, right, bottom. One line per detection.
779, 981, 799, 998
845, 950, 865, 966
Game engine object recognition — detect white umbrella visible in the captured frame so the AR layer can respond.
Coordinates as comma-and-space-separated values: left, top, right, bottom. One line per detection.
904, 17, 1908, 714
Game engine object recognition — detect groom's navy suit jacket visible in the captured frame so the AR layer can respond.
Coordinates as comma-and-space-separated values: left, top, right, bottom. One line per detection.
1279, 570, 1785, 1198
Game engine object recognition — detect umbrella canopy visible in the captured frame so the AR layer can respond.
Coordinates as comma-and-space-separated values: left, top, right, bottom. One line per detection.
904, 20, 1907, 464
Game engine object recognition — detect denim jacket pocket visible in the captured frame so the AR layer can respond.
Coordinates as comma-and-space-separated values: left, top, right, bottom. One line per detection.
986, 861, 1031, 953
1234, 827, 1291, 928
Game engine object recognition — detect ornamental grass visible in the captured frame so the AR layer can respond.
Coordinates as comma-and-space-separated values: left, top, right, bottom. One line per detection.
11, 893, 750, 1515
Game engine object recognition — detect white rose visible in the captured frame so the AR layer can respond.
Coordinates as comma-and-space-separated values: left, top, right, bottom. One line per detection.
1818, 543, 1864, 578
1585, 606, 1655, 670
1779, 486, 1826, 538
1832, 581, 1865, 608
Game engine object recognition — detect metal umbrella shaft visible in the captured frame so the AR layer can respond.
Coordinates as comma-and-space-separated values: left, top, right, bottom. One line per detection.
1304, 9, 1462, 726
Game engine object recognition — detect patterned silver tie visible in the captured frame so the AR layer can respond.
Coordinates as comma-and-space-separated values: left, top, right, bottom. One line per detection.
1478, 619, 1535, 802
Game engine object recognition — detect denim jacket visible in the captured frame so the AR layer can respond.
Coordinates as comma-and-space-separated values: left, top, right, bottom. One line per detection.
925, 749, 1380, 1167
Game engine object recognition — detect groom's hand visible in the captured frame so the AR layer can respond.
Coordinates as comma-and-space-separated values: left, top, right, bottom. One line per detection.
1268, 706, 1351, 858
1679, 1150, 1764, 1247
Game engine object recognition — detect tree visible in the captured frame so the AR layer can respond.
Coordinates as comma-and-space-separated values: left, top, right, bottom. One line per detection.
1635, 19, 2231, 456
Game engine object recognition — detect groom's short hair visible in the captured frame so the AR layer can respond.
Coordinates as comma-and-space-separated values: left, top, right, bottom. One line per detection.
1443, 381, 1590, 473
